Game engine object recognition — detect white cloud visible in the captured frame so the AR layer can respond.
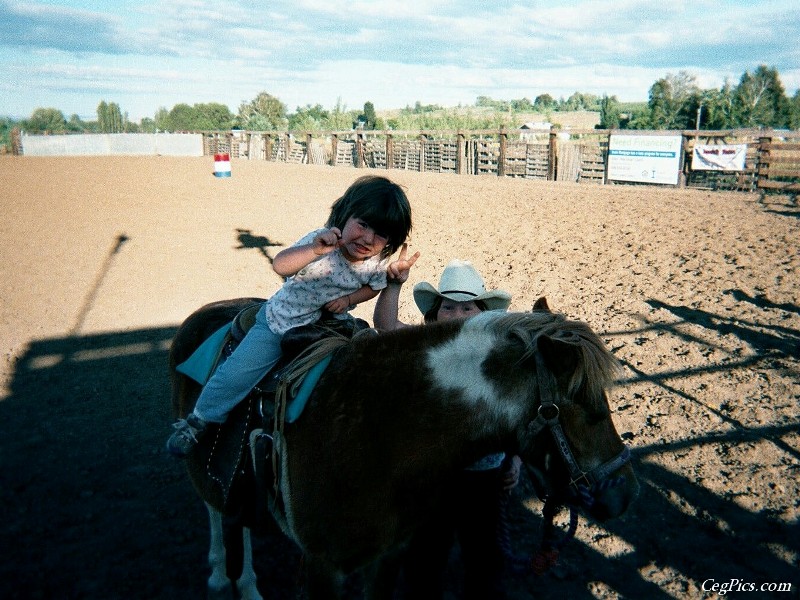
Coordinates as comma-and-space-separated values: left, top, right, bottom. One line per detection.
0, 0, 797, 120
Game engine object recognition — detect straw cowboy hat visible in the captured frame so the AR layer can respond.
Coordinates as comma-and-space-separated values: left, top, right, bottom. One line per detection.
413, 259, 512, 315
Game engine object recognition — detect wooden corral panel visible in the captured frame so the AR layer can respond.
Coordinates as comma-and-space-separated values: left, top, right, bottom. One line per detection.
758, 139, 800, 193
525, 143, 549, 180
504, 142, 528, 178
557, 143, 581, 182
577, 142, 607, 184
335, 140, 356, 167
474, 140, 499, 176
391, 141, 421, 171
421, 140, 459, 173
307, 143, 328, 165
364, 139, 386, 168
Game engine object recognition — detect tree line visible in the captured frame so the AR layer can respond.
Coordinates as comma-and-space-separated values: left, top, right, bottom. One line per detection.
3, 64, 799, 150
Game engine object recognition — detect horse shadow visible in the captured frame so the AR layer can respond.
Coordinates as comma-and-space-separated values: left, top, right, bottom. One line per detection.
234, 228, 283, 264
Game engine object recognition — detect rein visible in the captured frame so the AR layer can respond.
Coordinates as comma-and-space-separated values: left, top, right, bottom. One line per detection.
518, 351, 631, 575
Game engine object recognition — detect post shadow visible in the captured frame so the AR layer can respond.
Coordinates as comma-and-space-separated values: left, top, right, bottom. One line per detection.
645, 299, 799, 360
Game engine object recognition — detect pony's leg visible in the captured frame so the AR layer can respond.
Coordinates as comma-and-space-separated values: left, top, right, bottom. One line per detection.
206, 502, 262, 600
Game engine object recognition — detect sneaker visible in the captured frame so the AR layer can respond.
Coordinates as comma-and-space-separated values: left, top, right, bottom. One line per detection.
166, 413, 208, 457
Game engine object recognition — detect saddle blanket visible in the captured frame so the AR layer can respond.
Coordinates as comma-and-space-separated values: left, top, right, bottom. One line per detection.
176, 322, 332, 423
176, 324, 229, 385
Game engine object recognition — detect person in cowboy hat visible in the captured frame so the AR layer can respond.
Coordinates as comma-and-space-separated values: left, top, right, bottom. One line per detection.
374, 248, 512, 329
374, 247, 521, 600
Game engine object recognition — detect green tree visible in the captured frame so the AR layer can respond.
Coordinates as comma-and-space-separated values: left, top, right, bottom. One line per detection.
165, 103, 198, 130
193, 102, 235, 130
356, 101, 378, 129
699, 81, 735, 129
599, 95, 622, 129
238, 92, 287, 130
732, 65, 788, 128
648, 71, 700, 129
1, 116, 18, 150
510, 97, 534, 111
561, 92, 598, 111
24, 108, 67, 133
534, 94, 556, 111
97, 101, 125, 133
139, 117, 157, 133
289, 104, 329, 131
154, 107, 170, 131
325, 97, 356, 130
67, 113, 85, 132
788, 89, 800, 130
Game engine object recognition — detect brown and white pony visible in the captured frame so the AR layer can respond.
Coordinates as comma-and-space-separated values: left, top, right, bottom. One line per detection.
169, 298, 639, 599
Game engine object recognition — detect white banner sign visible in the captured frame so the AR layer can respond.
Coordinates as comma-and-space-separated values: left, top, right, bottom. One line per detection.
692, 144, 747, 171
607, 135, 683, 185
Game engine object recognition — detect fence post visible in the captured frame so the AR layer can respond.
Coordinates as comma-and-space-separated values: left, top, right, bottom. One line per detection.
305, 132, 313, 165
284, 133, 291, 162
602, 131, 613, 184
757, 134, 772, 190
419, 134, 427, 172
678, 133, 691, 187
330, 134, 338, 167
355, 132, 365, 168
264, 134, 273, 161
456, 132, 464, 175
547, 129, 557, 181
498, 128, 507, 177
386, 134, 394, 170
11, 127, 21, 155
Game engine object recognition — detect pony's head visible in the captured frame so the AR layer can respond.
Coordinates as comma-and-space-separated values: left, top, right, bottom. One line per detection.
501, 310, 639, 521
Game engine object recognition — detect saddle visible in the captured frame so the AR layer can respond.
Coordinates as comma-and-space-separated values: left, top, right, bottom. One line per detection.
199, 302, 371, 515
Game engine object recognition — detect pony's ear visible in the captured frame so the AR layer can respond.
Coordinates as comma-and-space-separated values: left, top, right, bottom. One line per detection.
537, 334, 579, 378
532, 297, 550, 312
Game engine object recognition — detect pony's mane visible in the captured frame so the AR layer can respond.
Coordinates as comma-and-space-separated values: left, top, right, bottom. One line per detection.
467, 311, 622, 400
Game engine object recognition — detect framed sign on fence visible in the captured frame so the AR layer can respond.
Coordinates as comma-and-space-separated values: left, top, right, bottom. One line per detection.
607, 134, 683, 185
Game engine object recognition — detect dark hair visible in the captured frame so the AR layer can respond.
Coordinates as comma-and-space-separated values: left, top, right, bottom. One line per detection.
423, 297, 488, 323
326, 175, 412, 258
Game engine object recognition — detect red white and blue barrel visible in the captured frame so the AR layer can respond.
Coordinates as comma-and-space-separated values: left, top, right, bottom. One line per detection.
213, 153, 231, 177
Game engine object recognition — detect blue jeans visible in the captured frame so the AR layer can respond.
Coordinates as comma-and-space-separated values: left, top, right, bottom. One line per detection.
192, 306, 282, 423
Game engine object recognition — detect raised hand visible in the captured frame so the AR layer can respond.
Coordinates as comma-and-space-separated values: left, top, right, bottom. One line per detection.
386, 243, 420, 283
313, 227, 342, 255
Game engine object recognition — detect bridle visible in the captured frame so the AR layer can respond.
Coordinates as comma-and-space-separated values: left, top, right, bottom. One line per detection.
525, 351, 632, 505
514, 351, 632, 574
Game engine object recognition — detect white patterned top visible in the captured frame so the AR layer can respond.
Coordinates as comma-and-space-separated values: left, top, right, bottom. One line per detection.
263, 228, 388, 335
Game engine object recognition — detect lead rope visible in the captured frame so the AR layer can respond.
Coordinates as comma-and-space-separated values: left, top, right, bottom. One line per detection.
496, 479, 579, 577
531, 498, 579, 575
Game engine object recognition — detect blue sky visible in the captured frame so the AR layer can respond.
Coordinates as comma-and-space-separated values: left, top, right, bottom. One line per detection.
1, 0, 798, 122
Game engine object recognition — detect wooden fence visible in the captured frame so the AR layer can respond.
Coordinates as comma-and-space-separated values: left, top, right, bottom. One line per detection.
202, 128, 800, 196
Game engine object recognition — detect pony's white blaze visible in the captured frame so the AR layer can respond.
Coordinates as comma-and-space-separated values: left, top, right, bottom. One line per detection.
425, 313, 526, 427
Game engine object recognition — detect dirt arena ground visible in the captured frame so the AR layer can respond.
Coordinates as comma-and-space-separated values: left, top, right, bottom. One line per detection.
1, 156, 798, 599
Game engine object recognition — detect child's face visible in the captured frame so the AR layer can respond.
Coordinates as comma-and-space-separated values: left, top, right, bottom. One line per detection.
338, 217, 389, 262
436, 299, 481, 322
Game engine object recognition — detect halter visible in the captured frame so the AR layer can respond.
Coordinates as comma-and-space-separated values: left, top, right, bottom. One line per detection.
526, 351, 631, 504
515, 350, 632, 575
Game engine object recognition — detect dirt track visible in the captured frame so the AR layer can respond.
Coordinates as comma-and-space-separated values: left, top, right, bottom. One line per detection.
1, 156, 798, 599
